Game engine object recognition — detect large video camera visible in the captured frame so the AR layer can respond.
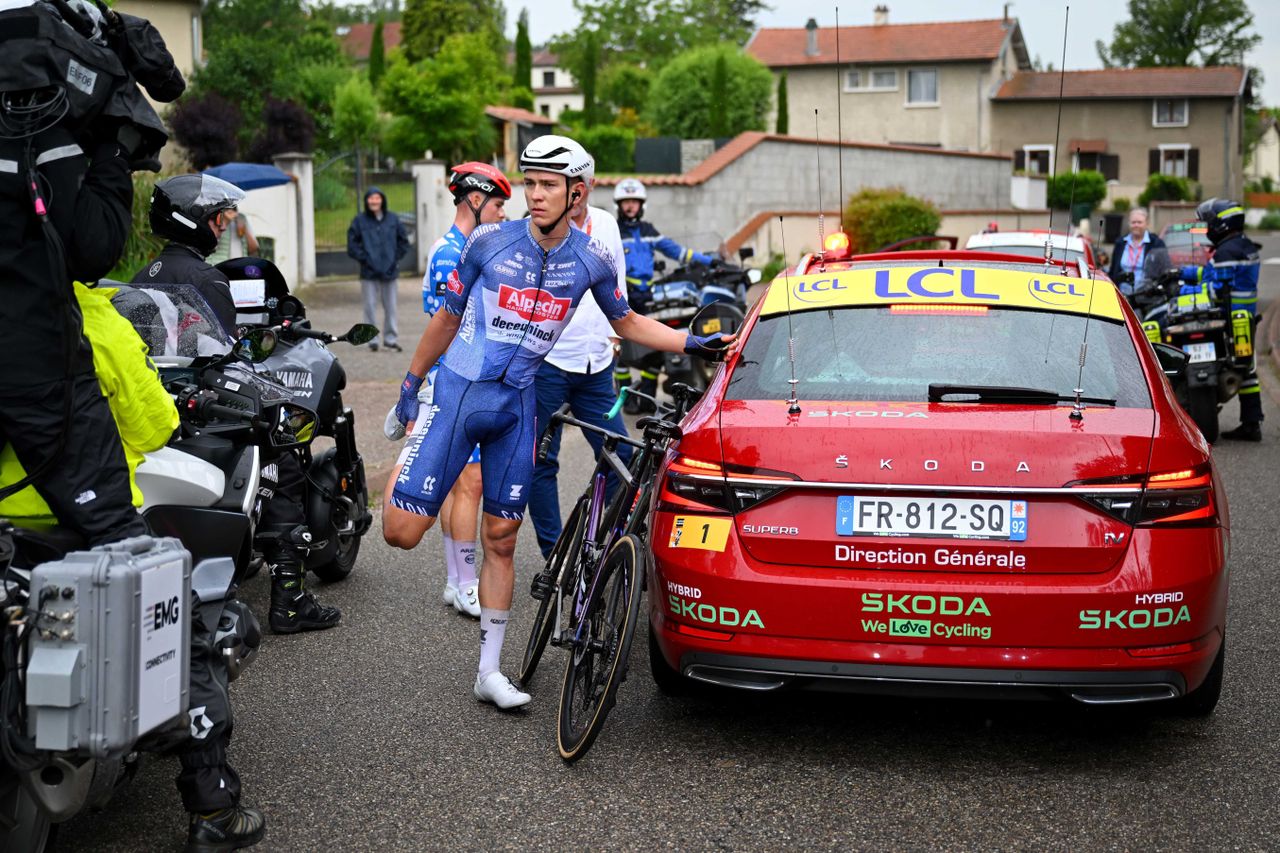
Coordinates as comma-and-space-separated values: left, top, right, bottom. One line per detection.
0, 0, 186, 171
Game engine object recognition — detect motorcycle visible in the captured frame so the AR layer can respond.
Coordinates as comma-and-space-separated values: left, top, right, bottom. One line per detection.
1122, 249, 1253, 443
619, 247, 760, 395
0, 290, 311, 851
216, 258, 376, 582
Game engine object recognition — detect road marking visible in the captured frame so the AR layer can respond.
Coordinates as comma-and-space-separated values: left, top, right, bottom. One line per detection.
1264, 258, 1280, 265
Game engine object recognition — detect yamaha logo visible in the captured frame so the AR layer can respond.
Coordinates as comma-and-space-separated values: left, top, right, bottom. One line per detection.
148, 261, 162, 277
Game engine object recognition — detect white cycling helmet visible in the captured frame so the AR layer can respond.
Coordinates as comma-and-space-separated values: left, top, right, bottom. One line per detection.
519, 134, 595, 183
613, 178, 647, 202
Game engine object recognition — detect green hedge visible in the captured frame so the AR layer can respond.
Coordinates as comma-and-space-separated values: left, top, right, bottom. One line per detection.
576, 125, 635, 173
1138, 173, 1193, 206
1046, 169, 1107, 210
842, 187, 941, 254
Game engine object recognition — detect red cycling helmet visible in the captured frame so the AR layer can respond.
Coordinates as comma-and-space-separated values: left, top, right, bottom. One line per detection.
448, 162, 512, 201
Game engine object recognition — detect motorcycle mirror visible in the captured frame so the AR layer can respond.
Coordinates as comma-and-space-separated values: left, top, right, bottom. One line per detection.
654, 260, 667, 273
268, 404, 319, 449
233, 328, 278, 363
1152, 342, 1190, 379
738, 246, 754, 261
342, 323, 379, 346
689, 301, 745, 339
747, 269, 763, 284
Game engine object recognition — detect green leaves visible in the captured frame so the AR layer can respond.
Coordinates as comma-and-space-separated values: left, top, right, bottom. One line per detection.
647, 46, 772, 139
1046, 170, 1108, 210
334, 76, 380, 148
1097, 0, 1260, 67
842, 188, 942, 255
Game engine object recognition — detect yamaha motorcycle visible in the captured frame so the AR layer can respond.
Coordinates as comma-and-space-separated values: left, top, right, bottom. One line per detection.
620, 247, 760, 394
217, 258, 377, 582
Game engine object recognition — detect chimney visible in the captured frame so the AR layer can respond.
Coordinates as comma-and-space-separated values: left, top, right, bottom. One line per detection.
874, 5, 889, 25
804, 18, 819, 57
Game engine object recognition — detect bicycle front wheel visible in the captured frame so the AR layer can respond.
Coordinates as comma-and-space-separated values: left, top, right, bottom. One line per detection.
556, 534, 645, 762
517, 498, 587, 688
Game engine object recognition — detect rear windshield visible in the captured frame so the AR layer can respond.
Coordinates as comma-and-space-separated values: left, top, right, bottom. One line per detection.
1163, 231, 1210, 249
727, 306, 1152, 408
965, 245, 1086, 266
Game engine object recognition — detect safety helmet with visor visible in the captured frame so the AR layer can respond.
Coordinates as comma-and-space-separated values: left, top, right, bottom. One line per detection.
149, 173, 246, 257
614, 177, 647, 224
1195, 198, 1246, 246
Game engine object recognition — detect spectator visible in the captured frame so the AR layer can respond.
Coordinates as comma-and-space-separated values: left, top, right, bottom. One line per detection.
208, 209, 259, 264
347, 187, 409, 352
1108, 207, 1166, 295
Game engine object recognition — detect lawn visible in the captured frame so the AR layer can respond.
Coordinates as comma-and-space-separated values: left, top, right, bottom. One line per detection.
315, 181, 415, 249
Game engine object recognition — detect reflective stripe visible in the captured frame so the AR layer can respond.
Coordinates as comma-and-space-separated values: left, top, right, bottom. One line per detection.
1212, 258, 1260, 268
1239, 386, 1261, 395
34, 144, 84, 166
1218, 206, 1244, 218
0, 160, 16, 174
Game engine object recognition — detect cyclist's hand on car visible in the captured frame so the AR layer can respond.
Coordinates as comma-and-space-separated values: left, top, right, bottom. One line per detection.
684, 332, 736, 361
395, 371, 425, 426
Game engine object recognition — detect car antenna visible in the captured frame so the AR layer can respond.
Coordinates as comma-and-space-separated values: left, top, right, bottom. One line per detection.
833, 6, 846, 231
1070, 269, 1098, 422
778, 216, 801, 415
813, 108, 825, 262
1059, 146, 1082, 263
1044, 4, 1070, 271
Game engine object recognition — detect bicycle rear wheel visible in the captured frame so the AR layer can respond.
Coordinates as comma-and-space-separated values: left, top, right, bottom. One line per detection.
556, 534, 644, 762
517, 498, 587, 687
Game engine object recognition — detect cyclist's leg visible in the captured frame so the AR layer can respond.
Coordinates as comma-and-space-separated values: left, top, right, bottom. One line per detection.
449, 458, 483, 614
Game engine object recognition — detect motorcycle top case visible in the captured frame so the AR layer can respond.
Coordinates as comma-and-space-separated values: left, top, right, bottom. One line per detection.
26, 537, 192, 758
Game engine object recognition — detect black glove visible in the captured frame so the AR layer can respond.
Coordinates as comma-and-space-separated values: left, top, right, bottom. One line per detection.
684, 333, 731, 362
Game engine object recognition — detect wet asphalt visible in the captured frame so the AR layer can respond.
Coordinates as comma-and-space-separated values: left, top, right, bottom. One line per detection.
56, 244, 1280, 851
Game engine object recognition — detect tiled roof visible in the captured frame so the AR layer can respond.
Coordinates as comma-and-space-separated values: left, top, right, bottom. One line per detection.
995, 66, 1247, 100
747, 18, 1013, 68
337, 22, 402, 60
484, 105, 557, 126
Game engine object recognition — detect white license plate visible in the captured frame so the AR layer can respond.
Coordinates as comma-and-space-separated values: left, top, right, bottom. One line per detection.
1182, 342, 1216, 363
836, 496, 1028, 541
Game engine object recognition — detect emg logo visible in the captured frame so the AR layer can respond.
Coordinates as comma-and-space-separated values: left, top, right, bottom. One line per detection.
151, 596, 181, 631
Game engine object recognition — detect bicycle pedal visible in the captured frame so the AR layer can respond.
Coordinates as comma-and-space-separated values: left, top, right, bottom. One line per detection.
530, 572, 554, 600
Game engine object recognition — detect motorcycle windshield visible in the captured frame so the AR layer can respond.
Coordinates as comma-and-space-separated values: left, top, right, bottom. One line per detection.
110, 283, 236, 360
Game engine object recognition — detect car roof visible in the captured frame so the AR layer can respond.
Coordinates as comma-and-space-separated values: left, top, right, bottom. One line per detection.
965, 231, 1087, 251
761, 257, 1124, 322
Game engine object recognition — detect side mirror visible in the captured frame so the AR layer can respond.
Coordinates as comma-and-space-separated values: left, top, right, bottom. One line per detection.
654, 260, 667, 273
1153, 342, 1189, 378
268, 404, 318, 448
342, 323, 379, 346
233, 328, 277, 363
738, 246, 755, 261
689, 301, 746, 338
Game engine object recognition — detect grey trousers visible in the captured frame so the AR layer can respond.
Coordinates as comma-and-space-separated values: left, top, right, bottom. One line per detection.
361, 277, 398, 346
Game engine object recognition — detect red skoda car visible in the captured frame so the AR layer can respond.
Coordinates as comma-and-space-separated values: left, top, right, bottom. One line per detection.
647, 243, 1228, 714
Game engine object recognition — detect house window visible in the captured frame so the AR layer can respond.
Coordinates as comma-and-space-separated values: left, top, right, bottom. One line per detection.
542, 70, 555, 88
1020, 144, 1054, 175
1153, 99, 1189, 127
907, 69, 938, 105
844, 69, 898, 92
539, 104, 550, 117
1076, 152, 1120, 181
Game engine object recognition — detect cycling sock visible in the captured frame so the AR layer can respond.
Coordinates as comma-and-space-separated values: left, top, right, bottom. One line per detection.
478, 607, 509, 676
455, 541, 478, 587
442, 533, 458, 587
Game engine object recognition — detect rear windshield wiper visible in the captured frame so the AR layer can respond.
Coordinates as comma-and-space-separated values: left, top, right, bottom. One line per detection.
928, 383, 1116, 406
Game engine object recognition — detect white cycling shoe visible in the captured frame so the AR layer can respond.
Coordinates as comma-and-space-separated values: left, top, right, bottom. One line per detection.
474, 671, 531, 709
383, 405, 405, 441
453, 581, 481, 618
442, 582, 458, 607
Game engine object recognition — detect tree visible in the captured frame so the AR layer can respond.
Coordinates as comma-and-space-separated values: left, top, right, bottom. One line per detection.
334, 75, 381, 149
841, 188, 941, 254
380, 34, 502, 162
775, 72, 788, 135
368, 18, 387, 89
709, 53, 729, 137
169, 92, 242, 168
580, 31, 599, 127
514, 8, 532, 90
1096, 0, 1260, 67
601, 64, 651, 114
246, 98, 316, 162
647, 46, 772, 139
401, 0, 504, 63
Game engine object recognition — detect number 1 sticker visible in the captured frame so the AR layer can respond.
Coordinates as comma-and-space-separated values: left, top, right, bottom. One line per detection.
669, 515, 732, 551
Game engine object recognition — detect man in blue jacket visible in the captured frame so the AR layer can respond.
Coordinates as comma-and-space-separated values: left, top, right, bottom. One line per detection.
347, 187, 409, 351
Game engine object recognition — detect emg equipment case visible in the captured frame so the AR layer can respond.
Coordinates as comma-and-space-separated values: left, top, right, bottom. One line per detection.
25, 536, 192, 758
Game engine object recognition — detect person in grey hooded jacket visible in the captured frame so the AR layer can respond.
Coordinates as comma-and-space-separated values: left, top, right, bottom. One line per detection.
347, 187, 409, 350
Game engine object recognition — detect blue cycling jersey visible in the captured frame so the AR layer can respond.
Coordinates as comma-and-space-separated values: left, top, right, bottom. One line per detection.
423, 224, 466, 315
441, 219, 630, 388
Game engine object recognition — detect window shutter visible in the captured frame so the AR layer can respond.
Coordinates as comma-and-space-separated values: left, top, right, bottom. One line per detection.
1014, 149, 1026, 170
1148, 149, 1160, 176
1101, 154, 1120, 182
1187, 148, 1200, 180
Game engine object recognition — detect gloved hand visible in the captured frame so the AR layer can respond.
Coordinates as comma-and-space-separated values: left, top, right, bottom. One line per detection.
684, 332, 733, 362
395, 372, 425, 426
1179, 265, 1200, 283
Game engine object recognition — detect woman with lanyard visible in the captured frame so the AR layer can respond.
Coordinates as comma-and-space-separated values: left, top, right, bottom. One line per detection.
1108, 207, 1166, 295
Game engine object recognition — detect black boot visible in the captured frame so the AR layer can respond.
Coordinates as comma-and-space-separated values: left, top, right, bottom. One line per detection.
186, 805, 266, 853
1221, 422, 1262, 442
269, 565, 341, 634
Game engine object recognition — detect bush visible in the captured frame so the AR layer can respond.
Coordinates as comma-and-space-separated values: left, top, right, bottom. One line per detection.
107, 174, 165, 282
842, 188, 941, 254
1259, 210, 1280, 230
169, 92, 241, 169
576, 125, 635, 173
1111, 196, 1132, 212
1138, 173, 1193, 206
1246, 176, 1275, 194
646, 45, 772, 139
1046, 169, 1107, 210
314, 169, 351, 209
246, 98, 315, 163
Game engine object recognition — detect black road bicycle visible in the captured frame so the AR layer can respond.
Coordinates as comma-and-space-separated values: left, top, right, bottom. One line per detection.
519, 383, 698, 762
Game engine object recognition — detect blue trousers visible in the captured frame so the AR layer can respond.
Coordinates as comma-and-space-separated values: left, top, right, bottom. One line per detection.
531, 360, 634, 559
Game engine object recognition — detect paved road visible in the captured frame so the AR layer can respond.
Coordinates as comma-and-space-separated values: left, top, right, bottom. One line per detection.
58, 249, 1280, 851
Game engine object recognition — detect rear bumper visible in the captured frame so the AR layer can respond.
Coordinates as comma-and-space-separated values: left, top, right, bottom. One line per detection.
674, 650, 1192, 704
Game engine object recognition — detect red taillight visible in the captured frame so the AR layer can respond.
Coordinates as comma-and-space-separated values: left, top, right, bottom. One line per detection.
657, 454, 795, 515
889, 304, 989, 316
1069, 464, 1217, 527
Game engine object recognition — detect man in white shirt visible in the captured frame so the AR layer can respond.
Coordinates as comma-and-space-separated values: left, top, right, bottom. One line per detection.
528, 177, 633, 558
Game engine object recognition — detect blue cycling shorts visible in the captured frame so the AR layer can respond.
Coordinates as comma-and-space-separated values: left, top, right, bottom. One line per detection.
423, 364, 480, 465
390, 364, 535, 519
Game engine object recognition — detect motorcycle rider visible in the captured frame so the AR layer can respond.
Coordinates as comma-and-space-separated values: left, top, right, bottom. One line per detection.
613, 177, 715, 412
134, 178, 343, 633
382, 135, 732, 709
0, 281, 266, 851
420, 162, 511, 616
1180, 198, 1264, 441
